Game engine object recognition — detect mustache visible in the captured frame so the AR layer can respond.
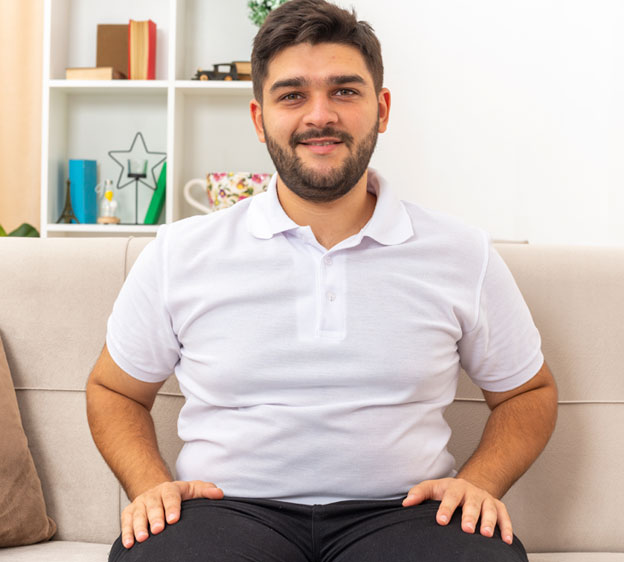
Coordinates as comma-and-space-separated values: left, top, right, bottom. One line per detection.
290, 128, 354, 149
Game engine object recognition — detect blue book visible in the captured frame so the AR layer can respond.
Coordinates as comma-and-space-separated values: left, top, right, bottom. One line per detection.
68, 160, 97, 224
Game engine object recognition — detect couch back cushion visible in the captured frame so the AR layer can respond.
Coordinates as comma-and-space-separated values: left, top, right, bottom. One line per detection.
0, 238, 134, 544
1, 237, 622, 552
449, 244, 624, 552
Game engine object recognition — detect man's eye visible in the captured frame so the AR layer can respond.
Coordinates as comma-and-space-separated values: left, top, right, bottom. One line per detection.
335, 88, 356, 96
281, 93, 302, 101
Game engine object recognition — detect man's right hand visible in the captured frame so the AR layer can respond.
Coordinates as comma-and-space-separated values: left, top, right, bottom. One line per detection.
121, 480, 224, 549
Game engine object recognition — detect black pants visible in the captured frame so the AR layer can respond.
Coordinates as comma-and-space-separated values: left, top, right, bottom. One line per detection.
109, 497, 529, 562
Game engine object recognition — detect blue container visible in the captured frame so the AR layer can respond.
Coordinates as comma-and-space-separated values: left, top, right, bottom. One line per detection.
68, 160, 97, 224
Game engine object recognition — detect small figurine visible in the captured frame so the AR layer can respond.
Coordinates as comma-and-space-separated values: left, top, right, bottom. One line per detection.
192, 62, 251, 81
57, 179, 80, 224
95, 179, 120, 224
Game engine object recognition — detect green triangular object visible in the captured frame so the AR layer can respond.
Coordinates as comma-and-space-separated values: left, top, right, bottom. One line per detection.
144, 162, 166, 225
8, 223, 39, 237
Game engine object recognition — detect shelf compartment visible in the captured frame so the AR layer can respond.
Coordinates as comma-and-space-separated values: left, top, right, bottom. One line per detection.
171, 89, 274, 219
44, 89, 168, 229
48, 0, 170, 80
175, 0, 258, 81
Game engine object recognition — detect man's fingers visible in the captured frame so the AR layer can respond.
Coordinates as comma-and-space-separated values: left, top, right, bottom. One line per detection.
403, 478, 514, 543
119, 481, 222, 549
161, 485, 183, 525
182, 480, 224, 500
145, 494, 167, 535
496, 500, 514, 544
132, 503, 150, 543
476, 498, 498, 537
459, 496, 483, 533
436, 485, 463, 526
121, 507, 135, 549
402, 480, 435, 506
200, 483, 224, 499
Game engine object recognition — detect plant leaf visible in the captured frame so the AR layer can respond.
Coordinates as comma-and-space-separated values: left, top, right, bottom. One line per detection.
8, 223, 40, 237
0, 225, 6, 236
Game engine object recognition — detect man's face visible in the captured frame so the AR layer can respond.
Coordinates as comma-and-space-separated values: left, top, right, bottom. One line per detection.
250, 42, 390, 202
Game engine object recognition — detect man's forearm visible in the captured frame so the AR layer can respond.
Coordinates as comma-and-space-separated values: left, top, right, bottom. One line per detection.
86, 381, 173, 500
457, 382, 558, 499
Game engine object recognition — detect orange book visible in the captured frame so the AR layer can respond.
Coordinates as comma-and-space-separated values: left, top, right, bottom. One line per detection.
128, 20, 156, 80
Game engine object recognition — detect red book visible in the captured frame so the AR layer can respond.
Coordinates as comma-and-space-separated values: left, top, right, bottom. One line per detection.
128, 20, 156, 80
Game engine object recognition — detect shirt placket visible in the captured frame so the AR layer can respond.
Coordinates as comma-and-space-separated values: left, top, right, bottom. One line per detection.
316, 249, 346, 339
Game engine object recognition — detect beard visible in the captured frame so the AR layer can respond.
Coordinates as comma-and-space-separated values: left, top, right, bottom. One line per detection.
263, 119, 379, 203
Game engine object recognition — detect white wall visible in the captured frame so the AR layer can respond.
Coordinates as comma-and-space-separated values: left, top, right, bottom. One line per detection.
333, 0, 624, 244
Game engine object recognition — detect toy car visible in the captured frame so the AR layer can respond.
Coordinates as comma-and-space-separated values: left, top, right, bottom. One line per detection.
192, 62, 251, 81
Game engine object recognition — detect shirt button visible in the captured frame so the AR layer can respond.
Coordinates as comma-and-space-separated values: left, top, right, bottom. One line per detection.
324, 255, 333, 266
327, 291, 336, 302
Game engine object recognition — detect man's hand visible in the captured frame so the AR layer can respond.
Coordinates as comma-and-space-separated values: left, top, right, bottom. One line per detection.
402, 478, 513, 545
121, 480, 224, 549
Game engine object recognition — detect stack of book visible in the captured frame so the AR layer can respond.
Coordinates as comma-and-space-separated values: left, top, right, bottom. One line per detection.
64, 20, 156, 81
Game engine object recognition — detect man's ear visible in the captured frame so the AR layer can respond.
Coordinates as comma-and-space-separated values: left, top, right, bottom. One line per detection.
377, 88, 391, 134
250, 99, 266, 143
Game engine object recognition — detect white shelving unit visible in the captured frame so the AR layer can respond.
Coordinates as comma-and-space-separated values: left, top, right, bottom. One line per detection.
41, 0, 274, 237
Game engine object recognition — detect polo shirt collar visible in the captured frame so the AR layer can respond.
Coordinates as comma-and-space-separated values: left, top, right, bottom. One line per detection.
247, 168, 414, 246
362, 169, 414, 246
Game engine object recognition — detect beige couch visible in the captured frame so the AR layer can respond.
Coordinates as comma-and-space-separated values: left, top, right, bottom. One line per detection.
0, 237, 623, 561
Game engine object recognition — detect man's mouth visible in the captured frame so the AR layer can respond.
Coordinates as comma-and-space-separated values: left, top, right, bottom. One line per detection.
299, 138, 342, 146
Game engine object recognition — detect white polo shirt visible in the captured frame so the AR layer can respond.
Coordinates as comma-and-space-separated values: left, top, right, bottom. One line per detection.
106, 169, 543, 504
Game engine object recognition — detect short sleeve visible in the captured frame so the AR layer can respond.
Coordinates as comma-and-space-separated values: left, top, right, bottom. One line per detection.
458, 242, 544, 392
106, 226, 180, 382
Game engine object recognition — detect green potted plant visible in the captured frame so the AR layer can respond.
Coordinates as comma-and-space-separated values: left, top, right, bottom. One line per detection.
248, 0, 289, 27
0, 223, 40, 237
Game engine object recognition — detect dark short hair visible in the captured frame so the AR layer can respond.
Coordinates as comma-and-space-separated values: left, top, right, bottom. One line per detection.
251, 0, 384, 103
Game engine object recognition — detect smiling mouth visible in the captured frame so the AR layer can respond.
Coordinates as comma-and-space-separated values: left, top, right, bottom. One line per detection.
299, 138, 343, 147
290, 129, 353, 150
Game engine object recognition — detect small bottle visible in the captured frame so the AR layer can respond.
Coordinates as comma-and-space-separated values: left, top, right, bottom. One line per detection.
96, 180, 120, 224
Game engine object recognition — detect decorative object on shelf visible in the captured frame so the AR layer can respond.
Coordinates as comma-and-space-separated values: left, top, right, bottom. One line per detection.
68, 160, 98, 223
56, 179, 80, 224
108, 132, 166, 225
0, 223, 39, 237
97, 24, 128, 78
108, 133, 166, 191
95, 179, 120, 225
65, 67, 126, 80
192, 61, 251, 81
248, 0, 289, 27
128, 19, 156, 80
144, 162, 167, 225
184, 172, 272, 214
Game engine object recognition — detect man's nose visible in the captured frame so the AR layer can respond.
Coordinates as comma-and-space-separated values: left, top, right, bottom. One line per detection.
303, 94, 338, 128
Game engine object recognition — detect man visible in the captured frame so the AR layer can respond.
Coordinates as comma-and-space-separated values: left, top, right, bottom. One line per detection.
87, 1, 558, 560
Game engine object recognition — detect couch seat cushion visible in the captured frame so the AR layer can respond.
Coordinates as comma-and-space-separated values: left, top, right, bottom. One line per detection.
0, 541, 111, 561
2, 545, 623, 562
530, 554, 624, 562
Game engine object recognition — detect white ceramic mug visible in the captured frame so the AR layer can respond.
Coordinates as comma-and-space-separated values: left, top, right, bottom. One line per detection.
184, 172, 272, 214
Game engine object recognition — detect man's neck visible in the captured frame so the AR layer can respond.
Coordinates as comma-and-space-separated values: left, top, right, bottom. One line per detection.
276, 172, 377, 250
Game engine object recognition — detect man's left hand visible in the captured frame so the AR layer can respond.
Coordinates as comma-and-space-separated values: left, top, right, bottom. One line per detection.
402, 478, 514, 544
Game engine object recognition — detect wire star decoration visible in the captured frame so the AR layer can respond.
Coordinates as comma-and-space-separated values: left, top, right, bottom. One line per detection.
108, 132, 166, 191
